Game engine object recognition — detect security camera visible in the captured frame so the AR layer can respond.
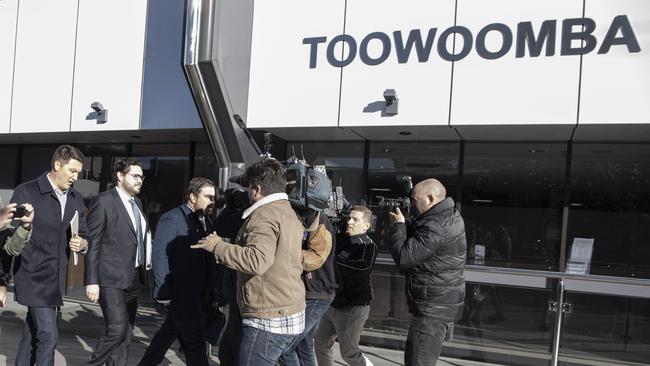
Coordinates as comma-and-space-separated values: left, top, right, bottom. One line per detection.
383, 89, 398, 115
383, 89, 397, 103
91, 102, 105, 113
90, 102, 108, 124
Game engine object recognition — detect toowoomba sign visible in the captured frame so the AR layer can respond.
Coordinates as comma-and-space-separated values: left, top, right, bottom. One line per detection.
303, 15, 641, 68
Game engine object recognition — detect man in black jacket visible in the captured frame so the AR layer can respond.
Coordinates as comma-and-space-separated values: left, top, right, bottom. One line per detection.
315, 205, 377, 366
139, 177, 219, 366
389, 178, 466, 366
12, 145, 89, 366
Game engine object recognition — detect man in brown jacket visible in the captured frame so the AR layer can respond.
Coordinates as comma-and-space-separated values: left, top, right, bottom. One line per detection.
193, 159, 306, 366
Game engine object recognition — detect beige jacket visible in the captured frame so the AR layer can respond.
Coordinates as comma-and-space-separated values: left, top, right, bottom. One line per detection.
213, 193, 305, 319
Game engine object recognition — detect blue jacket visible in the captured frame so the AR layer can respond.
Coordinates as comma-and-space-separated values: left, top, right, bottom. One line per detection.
11, 173, 88, 307
152, 204, 219, 306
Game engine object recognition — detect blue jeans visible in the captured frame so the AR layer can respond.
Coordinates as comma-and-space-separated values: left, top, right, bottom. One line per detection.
278, 298, 333, 366
238, 326, 299, 366
16, 307, 58, 366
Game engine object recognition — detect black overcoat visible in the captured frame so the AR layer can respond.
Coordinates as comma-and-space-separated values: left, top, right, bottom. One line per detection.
11, 172, 89, 307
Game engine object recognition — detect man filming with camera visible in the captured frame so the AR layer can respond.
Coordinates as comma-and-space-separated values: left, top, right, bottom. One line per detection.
388, 178, 466, 366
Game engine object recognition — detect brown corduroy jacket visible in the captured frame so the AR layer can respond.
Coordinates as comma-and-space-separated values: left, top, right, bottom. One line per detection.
212, 193, 306, 319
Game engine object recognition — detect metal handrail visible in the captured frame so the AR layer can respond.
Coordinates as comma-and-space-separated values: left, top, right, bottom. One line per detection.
374, 254, 649, 365
375, 254, 650, 288
550, 280, 565, 366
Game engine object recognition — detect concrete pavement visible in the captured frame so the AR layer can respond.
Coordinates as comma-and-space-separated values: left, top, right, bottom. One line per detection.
0, 292, 501, 366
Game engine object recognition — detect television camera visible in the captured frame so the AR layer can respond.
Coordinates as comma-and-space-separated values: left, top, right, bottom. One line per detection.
376, 175, 413, 217
226, 132, 350, 224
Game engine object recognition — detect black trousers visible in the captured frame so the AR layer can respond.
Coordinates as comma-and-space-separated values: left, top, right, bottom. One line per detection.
87, 270, 140, 366
404, 317, 452, 366
138, 302, 209, 366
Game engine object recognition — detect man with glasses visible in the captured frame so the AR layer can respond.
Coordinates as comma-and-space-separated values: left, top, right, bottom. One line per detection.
85, 158, 150, 366
139, 177, 220, 366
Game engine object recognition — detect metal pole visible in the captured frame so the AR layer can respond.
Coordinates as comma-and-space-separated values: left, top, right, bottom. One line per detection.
550, 279, 565, 366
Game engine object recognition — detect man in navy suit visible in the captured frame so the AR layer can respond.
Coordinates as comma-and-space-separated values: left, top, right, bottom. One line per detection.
11, 144, 89, 366
85, 158, 149, 366
138, 177, 219, 366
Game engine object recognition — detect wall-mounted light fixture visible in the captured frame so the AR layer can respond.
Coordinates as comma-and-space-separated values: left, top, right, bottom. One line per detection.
383, 89, 398, 115
90, 102, 108, 124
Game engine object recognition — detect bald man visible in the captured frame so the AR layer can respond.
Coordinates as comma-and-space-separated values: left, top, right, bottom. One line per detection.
389, 179, 466, 366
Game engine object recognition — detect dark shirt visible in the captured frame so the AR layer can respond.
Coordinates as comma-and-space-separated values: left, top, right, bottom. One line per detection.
331, 233, 378, 308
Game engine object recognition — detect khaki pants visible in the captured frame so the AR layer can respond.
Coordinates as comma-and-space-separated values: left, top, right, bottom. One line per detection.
314, 305, 371, 366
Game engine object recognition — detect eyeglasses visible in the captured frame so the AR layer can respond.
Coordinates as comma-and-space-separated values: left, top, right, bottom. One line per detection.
127, 173, 145, 181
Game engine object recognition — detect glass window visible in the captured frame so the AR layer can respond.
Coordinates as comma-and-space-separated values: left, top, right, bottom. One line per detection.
0, 145, 18, 189
368, 142, 460, 250
21, 144, 59, 182
0, 145, 18, 205
568, 143, 650, 278
461, 143, 566, 271
75, 144, 129, 194
193, 143, 220, 184
132, 143, 190, 232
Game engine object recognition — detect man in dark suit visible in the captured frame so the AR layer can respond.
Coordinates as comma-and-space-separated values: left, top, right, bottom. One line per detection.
85, 158, 149, 366
138, 177, 220, 366
11, 144, 89, 366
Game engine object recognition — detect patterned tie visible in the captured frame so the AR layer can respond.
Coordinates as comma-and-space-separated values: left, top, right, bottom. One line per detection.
129, 198, 144, 267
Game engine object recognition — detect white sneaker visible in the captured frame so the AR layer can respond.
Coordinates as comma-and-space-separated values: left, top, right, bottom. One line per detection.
363, 355, 374, 366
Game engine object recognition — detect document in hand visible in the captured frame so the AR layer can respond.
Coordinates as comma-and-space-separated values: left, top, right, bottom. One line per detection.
70, 210, 79, 265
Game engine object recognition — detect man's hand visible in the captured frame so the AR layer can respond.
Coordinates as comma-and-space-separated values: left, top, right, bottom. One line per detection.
0, 203, 16, 226
389, 207, 406, 224
86, 284, 99, 303
18, 203, 34, 229
191, 232, 221, 253
69, 234, 88, 253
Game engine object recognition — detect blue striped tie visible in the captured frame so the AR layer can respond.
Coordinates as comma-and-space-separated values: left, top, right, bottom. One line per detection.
129, 198, 144, 267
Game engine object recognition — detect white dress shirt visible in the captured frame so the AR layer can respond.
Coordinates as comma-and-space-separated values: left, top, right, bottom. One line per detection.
115, 187, 147, 268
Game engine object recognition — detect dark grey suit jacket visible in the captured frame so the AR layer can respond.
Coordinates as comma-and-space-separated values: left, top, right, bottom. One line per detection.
84, 188, 148, 289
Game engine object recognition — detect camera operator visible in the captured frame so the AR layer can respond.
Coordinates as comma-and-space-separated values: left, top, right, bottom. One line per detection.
315, 205, 377, 366
0, 203, 35, 307
388, 178, 466, 366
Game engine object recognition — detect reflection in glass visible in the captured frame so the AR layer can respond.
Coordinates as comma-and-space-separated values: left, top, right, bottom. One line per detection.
368, 142, 459, 251
462, 143, 565, 271
193, 143, 220, 184
561, 292, 650, 365
365, 261, 555, 365
0, 145, 18, 190
568, 144, 650, 278
132, 143, 190, 232
21, 144, 59, 182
